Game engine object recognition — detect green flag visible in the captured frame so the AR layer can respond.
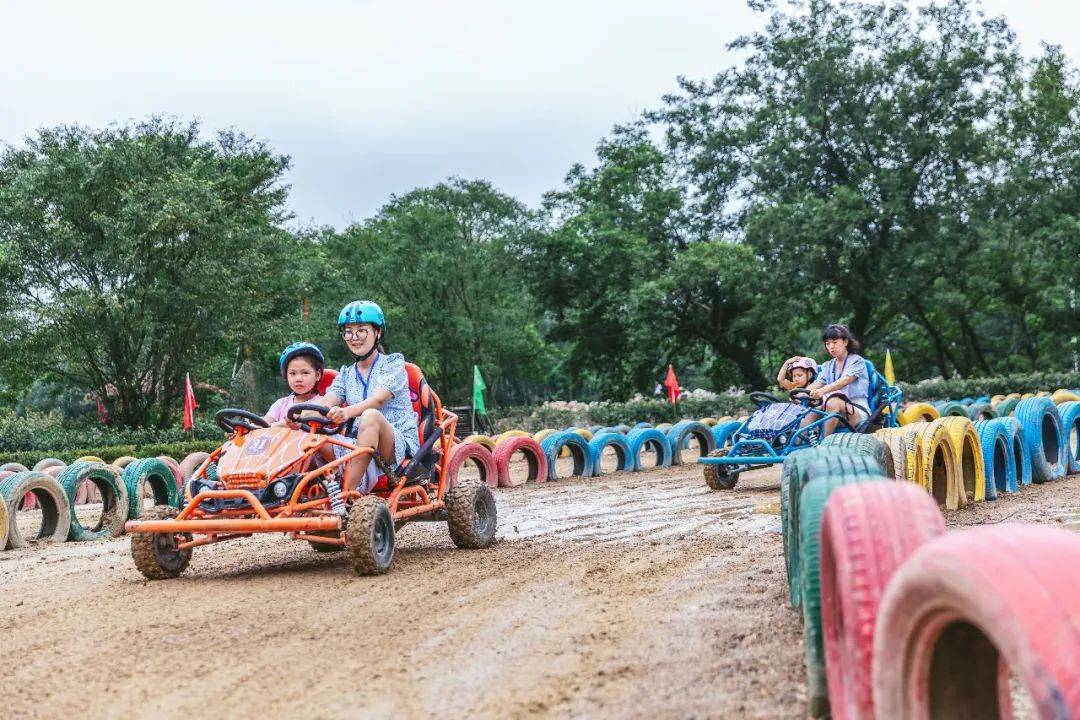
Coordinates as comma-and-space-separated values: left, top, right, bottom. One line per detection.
472, 365, 488, 415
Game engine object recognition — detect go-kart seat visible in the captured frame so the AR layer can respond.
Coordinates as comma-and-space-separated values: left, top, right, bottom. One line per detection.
391, 362, 442, 483
856, 359, 890, 432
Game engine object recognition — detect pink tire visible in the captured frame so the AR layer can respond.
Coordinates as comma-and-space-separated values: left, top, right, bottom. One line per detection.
820, 482, 946, 719
157, 455, 184, 491
873, 524, 1080, 718
74, 479, 89, 505
19, 492, 38, 511
492, 436, 547, 488
444, 442, 497, 490
179, 452, 210, 482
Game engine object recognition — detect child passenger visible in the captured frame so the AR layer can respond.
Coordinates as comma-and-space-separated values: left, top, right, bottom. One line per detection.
777, 356, 818, 395
265, 342, 325, 426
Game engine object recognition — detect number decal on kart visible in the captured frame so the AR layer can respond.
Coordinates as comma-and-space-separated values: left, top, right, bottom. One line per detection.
245, 436, 271, 456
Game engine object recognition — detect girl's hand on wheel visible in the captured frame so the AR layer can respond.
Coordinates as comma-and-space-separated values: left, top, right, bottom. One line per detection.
326, 406, 348, 424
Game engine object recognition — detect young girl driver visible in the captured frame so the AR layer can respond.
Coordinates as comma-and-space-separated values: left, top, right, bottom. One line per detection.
264, 342, 325, 426
807, 323, 871, 435
320, 300, 419, 514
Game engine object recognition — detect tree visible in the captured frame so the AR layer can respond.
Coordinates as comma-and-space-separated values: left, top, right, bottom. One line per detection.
0, 118, 298, 427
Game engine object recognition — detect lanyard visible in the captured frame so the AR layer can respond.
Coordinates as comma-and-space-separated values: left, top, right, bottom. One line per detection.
352, 354, 381, 401
832, 355, 848, 383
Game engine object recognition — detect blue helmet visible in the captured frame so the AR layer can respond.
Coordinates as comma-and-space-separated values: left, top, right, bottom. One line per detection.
337, 300, 386, 331
278, 342, 324, 377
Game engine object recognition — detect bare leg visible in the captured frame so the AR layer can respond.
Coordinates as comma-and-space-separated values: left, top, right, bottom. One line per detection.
822, 396, 848, 436
344, 409, 398, 493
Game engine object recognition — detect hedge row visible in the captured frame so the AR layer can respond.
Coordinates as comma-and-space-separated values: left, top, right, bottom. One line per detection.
897, 371, 1080, 402
0, 440, 220, 469
0, 410, 221, 454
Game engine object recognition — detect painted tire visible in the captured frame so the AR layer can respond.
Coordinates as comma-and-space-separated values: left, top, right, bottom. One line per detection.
613, 424, 632, 435
111, 455, 138, 469
156, 456, 184, 492
1056, 400, 1080, 474
532, 429, 560, 446
711, 420, 743, 449
31, 458, 65, 473
587, 433, 633, 476
0, 463, 29, 473
973, 419, 1015, 497
1052, 389, 1080, 405
538, 432, 593, 480
872, 430, 907, 481
56, 462, 129, 540
917, 422, 963, 509
572, 428, 593, 442
494, 430, 530, 447
491, 436, 547, 487
121, 458, 180, 519
966, 402, 997, 421
798, 466, 890, 716
820, 482, 945, 720
665, 421, 716, 465
782, 449, 882, 609
179, 452, 211, 483
654, 423, 673, 434
75, 456, 105, 464
1015, 397, 1068, 483
1000, 417, 1033, 487
938, 401, 967, 418
0, 490, 7, 549
445, 442, 498, 489
0, 471, 71, 549
699, 417, 718, 427
873, 524, 1080, 719
625, 428, 672, 471
632, 422, 653, 430
899, 403, 939, 425
934, 417, 986, 503
461, 434, 496, 452
818, 433, 893, 478
996, 396, 1021, 417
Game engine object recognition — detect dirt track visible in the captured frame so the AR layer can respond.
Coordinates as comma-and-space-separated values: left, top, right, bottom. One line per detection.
2, 455, 1079, 720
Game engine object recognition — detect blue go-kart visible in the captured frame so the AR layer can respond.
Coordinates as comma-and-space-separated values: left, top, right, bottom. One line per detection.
700, 361, 902, 490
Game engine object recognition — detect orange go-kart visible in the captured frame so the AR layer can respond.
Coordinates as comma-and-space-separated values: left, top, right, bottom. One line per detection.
125, 363, 497, 578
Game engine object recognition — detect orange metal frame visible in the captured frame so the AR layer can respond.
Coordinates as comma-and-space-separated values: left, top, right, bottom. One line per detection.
125, 399, 458, 550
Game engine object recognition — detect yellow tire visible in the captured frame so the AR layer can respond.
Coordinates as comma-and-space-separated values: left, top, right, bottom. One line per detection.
917, 422, 964, 510
1052, 389, 1080, 405
699, 417, 718, 427
874, 432, 907, 482
716, 416, 734, 422
899, 423, 928, 489
111, 455, 137, 469
76, 455, 106, 464
1005, 393, 1021, 400
1021, 392, 1035, 400
462, 434, 496, 452
495, 430, 530, 447
572, 427, 593, 441
934, 416, 986, 503
899, 402, 939, 426
1036, 391, 1051, 398
990, 394, 1005, 408
532, 429, 558, 445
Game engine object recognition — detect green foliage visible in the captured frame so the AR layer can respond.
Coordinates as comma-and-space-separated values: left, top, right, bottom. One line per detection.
898, 372, 1080, 402
0, 409, 220, 454
0, 441, 220, 471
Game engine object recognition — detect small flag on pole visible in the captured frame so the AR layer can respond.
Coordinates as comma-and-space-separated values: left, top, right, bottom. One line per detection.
884, 349, 896, 385
183, 373, 198, 431
472, 365, 488, 415
663, 364, 681, 405
96, 395, 109, 425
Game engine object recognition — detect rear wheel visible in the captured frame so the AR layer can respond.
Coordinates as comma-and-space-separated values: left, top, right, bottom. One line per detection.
130, 505, 192, 580
346, 496, 395, 575
704, 448, 741, 490
445, 480, 497, 549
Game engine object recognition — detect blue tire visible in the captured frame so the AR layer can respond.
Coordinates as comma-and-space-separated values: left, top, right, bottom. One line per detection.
966, 402, 997, 422
974, 395, 991, 405
711, 420, 743, 449
1014, 397, 1068, 483
1057, 401, 1080, 474
587, 433, 633, 476
959, 397, 975, 406
999, 417, 1032, 487
665, 421, 716, 465
539, 432, 593, 480
626, 428, 671, 470
614, 424, 632, 435
586, 425, 605, 435
633, 422, 653, 430
973, 419, 1015, 497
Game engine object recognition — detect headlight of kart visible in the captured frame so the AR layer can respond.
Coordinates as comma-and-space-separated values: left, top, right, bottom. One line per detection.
777, 434, 788, 446
271, 480, 289, 499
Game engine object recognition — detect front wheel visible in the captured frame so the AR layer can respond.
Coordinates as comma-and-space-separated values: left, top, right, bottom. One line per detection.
130, 505, 192, 579
704, 448, 741, 491
346, 496, 395, 575
445, 480, 497, 549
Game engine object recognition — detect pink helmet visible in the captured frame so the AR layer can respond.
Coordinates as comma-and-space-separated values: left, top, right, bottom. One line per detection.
787, 357, 818, 381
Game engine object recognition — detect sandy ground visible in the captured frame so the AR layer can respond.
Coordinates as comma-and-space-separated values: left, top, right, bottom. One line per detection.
2, 445, 1079, 720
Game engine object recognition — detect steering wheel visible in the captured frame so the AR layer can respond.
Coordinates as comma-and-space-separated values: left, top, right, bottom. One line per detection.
748, 391, 784, 407
789, 389, 822, 408
286, 403, 344, 436
215, 408, 271, 434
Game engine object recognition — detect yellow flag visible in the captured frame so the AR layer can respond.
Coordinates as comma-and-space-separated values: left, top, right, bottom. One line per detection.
884, 349, 896, 385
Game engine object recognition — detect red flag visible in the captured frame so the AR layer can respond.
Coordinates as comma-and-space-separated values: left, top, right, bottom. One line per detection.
96, 396, 109, 425
183, 373, 198, 431
663, 364, 681, 404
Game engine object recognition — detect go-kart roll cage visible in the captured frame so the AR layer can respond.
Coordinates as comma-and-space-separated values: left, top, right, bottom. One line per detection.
125, 403, 459, 552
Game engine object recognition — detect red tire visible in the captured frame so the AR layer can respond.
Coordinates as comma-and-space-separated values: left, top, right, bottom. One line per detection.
820, 482, 946, 720
444, 442, 497, 490
157, 455, 184, 491
492, 436, 548, 488
74, 480, 90, 505
873, 524, 1080, 719
179, 452, 210, 482
20, 491, 38, 510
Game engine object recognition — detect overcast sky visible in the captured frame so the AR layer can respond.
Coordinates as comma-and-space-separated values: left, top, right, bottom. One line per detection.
2, 1, 1077, 228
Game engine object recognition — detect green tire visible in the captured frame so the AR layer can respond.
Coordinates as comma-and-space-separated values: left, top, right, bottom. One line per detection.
122, 458, 179, 521
818, 433, 894, 478
996, 396, 1021, 416
799, 465, 889, 717
57, 462, 129, 540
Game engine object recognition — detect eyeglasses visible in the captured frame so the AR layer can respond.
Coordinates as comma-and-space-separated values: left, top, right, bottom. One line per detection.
341, 327, 372, 340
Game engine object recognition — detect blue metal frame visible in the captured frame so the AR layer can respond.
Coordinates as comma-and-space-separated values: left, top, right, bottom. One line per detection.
699, 366, 903, 474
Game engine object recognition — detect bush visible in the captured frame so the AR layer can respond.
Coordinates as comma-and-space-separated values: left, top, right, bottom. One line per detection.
0, 440, 221, 470
898, 372, 1080, 402
0, 410, 220, 454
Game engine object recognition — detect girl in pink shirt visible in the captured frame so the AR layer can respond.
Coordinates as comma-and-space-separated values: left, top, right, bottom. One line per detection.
264, 342, 326, 426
